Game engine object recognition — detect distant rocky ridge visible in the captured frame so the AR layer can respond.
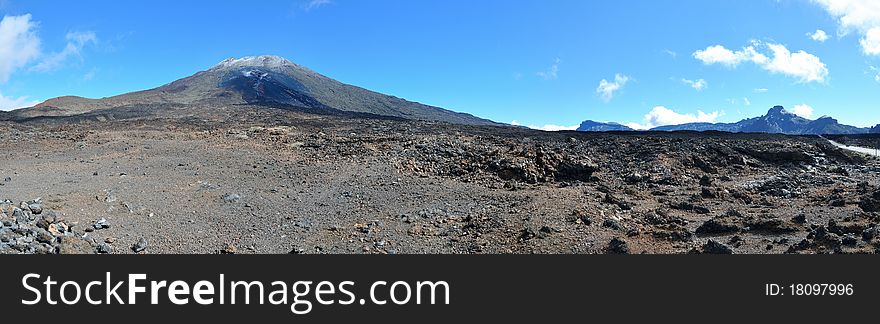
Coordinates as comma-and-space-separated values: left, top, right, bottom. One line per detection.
576, 120, 634, 132
12, 55, 497, 126
578, 106, 872, 135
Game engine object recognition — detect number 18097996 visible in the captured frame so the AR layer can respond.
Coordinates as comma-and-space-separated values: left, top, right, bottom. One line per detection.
765, 283, 854, 296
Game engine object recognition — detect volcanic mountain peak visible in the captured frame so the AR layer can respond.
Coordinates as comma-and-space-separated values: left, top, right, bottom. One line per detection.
212, 55, 299, 71
16, 55, 497, 125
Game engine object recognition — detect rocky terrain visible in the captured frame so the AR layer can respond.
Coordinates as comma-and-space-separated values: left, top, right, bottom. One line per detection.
2, 103, 880, 254
4, 55, 880, 255
826, 134, 880, 150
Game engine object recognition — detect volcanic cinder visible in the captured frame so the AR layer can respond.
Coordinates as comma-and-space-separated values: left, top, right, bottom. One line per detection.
1, 56, 879, 255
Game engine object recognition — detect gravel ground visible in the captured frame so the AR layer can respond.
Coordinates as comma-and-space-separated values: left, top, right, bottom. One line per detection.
2, 104, 879, 254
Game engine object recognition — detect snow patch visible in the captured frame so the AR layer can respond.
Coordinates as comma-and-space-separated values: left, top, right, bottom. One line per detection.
214, 55, 294, 70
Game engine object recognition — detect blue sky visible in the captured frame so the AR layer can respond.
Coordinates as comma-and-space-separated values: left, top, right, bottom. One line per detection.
2, 0, 880, 129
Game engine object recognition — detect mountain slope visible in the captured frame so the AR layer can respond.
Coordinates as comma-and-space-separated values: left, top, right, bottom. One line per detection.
576, 120, 633, 132
22, 55, 497, 125
648, 106, 867, 134
651, 122, 742, 132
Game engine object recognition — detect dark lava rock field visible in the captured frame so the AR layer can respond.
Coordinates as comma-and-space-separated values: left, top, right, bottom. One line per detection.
1, 104, 879, 254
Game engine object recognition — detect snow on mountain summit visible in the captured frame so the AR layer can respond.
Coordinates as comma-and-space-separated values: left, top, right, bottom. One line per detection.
213, 55, 295, 70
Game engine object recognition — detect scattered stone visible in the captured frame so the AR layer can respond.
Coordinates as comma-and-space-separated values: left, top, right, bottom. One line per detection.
842, 234, 858, 246
354, 223, 371, 234
28, 203, 43, 214
790, 225, 845, 253
728, 235, 744, 247
696, 217, 741, 235
827, 219, 870, 236
602, 218, 622, 230
650, 226, 693, 242
862, 226, 880, 242
220, 244, 237, 254
692, 156, 718, 174
753, 176, 801, 198
603, 193, 632, 210
539, 225, 558, 234
519, 227, 536, 241
829, 167, 850, 176
700, 188, 717, 199
643, 209, 687, 226
122, 202, 135, 213
12, 208, 26, 223
625, 173, 645, 184
568, 210, 592, 225
670, 201, 710, 214
859, 186, 880, 208
699, 175, 713, 187
702, 239, 733, 254
96, 243, 112, 254
93, 218, 111, 230
222, 193, 242, 203
100, 193, 117, 203
0, 231, 15, 243
791, 214, 807, 224
131, 238, 148, 253
605, 237, 630, 254
746, 216, 799, 234
34, 228, 55, 244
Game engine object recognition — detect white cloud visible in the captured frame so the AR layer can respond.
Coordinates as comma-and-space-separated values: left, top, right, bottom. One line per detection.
813, 0, 880, 55
511, 120, 577, 131
743, 97, 751, 106
596, 73, 629, 102
761, 43, 828, 83
531, 124, 579, 131
0, 14, 41, 83
808, 29, 830, 42
692, 45, 765, 66
754, 88, 769, 93
681, 78, 708, 91
860, 27, 880, 54
0, 92, 39, 111
82, 68, 97, 81
625, 106, 721, 130
303, 0, 332, 11
693, 45, 741, 66
536, 58, 561, 80
791, 104, 815, 118
663, 49, 678, 58
31, 30, 97, 72
693, 42, 828, 83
